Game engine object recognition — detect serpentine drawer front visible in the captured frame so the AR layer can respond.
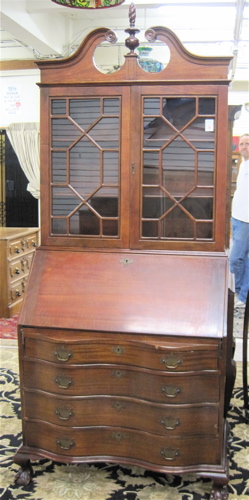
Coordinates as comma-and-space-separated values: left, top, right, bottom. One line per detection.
24, 391, 219, 435
24, 421, 220, 466
24, 332, 220, 371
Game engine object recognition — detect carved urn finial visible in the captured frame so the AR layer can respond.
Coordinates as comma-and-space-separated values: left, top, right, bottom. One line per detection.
125, 2, 140, 55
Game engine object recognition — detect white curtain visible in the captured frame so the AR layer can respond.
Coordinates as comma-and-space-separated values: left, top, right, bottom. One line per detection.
7, 123, 40, 199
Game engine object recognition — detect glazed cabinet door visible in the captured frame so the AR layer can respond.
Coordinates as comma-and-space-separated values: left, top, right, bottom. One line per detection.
129, 85, 229, 252
40, 86, 130, 249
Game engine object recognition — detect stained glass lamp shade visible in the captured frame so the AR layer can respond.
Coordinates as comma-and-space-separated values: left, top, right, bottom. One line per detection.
51, 0, 125, 8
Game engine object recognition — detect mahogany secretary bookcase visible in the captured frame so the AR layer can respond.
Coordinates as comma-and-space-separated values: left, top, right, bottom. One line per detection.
14, 6, 235, 499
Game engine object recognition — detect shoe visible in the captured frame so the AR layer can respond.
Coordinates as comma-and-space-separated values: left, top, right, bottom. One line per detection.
235, 299, 246, 308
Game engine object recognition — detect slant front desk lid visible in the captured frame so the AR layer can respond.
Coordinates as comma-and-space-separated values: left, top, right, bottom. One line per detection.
19, 249, 228, 338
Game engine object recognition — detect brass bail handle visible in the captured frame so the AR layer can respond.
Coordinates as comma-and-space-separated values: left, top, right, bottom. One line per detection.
54, 346, 72, 362
161, 353, 182, 370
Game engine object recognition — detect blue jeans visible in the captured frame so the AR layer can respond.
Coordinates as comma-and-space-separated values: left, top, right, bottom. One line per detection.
230, 217, 249, 303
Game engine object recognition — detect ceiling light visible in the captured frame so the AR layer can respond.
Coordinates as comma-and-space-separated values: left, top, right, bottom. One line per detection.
51, 0, 125, 8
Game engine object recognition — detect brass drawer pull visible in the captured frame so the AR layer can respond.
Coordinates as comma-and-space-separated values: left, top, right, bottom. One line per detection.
161, 354, 182, 370
54, 346, 72, 362
54, 376, 73, 389
16, 290, 21, 297
161, 417, 180, 430
56, 438, 74, 450
15, 247, 20, 254
162, 385, 181, 398
15, 268, 20, 275
55, 407, 74, 420
160, 447, 179, 461
32, 241, 37, 247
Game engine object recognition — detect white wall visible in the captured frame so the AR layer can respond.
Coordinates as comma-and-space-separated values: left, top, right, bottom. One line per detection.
0, 69, 40, 127
0, 69, 248, 135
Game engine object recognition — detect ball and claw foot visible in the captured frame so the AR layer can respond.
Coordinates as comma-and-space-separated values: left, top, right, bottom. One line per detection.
15, 463, 33, 486
210, 485, 228, 500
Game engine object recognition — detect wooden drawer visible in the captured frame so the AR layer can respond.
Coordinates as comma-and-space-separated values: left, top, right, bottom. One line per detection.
23, 361, 220, 403
24, 391, 219, 436
9, 277, 28, 304
24, 421, 221, 466
8, 232, 38, 257
9, 254, 33, 280
24, 336, 219, 372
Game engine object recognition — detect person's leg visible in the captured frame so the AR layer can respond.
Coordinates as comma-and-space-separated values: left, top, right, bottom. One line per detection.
230, 218, 249, 302
239, 249, 249, 303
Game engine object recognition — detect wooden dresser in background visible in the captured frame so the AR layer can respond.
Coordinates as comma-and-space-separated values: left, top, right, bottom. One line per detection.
13, 5, 235, 500
0, 227, 39, 318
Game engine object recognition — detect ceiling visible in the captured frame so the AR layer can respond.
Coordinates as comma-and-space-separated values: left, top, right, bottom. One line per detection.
0, 0, 249, 85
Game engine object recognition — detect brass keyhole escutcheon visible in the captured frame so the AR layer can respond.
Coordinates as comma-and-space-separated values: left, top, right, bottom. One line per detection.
112, 432, 126, 442
112, 370, 126, 379
112, 345, 126, 356
112, 401, 126, 412
120, 258, 133, 267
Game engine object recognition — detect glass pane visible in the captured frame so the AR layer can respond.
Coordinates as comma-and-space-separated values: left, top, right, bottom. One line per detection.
51, 96, 121, 239
79, 206, 100, 235
144, 98, 160, 115
196, 222, 213, 239
52, 99, 66, 115
103, 98, 120, 115
52, 118, 81, 148
198, 152, 214, 185
162, 139, 195, 196
52, 186, 80, 216
181, 197, 212, 220
141, 95, 215, 242
70, 99, 100, 130
199, 98, 215, 115
143, 187, 170, 218
143, 151, 159, 184
162, 207, 194, 238
52, 151, 67, 183
52, 219, 67, 234
103, 219, 118, 236
89, 117, 119, 148
69, 213, 80, 234
70, 138, 100, 197
90, 188, 118, 217
144, 117, 175, 144
103, 152, 119, 184
142, 220, 158, 238
163, 98, 196, 128
183, 117, 215, 142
